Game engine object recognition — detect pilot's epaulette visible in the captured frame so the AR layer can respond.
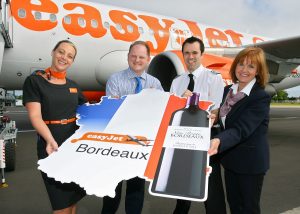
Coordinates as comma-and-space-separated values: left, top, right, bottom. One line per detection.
210, 70, 220, 75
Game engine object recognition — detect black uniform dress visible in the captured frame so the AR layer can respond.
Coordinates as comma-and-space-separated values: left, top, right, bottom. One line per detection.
22, 74, 86, 210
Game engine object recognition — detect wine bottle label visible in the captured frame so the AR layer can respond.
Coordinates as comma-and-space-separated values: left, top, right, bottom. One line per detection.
163, 125, 210, 151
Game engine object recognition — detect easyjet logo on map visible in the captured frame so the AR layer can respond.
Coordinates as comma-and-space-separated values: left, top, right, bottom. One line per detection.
71, 132, 151, 146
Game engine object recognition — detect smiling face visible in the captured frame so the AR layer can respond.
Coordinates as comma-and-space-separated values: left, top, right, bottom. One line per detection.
51, 42, 76, 72
128, 44, 150, 75
235, 57, 258, 90
182, 42, 202, 73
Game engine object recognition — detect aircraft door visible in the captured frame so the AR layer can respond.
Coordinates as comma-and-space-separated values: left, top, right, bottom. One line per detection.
0, 0, 13, 48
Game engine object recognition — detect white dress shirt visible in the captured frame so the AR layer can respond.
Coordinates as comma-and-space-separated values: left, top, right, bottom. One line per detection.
170, 65, 224, 110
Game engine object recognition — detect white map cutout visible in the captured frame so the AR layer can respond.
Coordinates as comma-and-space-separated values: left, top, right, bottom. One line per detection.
38, 89, 213, 200
38, 89, 170, 197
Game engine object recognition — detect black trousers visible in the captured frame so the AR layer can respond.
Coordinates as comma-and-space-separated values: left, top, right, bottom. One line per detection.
224, 169, 264, 214
173, 155, 227, 214
101, 177, 145, 214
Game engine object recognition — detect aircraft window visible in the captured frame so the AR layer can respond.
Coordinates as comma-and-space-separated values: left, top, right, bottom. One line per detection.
216, 39, 227, 46
158, 30, 164, 37
91, 19, 98, 28
149, 28, 154, 36
127, 25, 133, 33
104, 22, 110, 29
50, 14, 57, 23
34, 11, 42, 20
18, 9, 26, 18
138, 27, 144, 34
64, 16, 71, 24
183, 30, 191, 37
170, 29, 177, 37
78, 17, 86, 27
116, 23, 122, 31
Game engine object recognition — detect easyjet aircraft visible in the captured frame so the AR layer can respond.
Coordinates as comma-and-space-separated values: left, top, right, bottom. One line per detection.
0, 0, 299, 102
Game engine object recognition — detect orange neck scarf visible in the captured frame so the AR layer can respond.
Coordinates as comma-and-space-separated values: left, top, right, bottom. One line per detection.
45, 67, 67, 80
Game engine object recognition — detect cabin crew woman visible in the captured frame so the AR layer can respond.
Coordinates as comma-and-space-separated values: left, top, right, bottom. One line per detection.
23, 40, 86, 214
209, 47, 271, 214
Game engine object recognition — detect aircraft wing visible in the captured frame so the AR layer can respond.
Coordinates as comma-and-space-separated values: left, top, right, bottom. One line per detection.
244, 36, 300, 83
251, 36, 300, 60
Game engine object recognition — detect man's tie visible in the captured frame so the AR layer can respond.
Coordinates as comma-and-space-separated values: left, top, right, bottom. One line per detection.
187, 73, 194, 91
135, 76, 143, 93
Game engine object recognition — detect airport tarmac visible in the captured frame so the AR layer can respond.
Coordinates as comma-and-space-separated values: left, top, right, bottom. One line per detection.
1, 106, 300, 214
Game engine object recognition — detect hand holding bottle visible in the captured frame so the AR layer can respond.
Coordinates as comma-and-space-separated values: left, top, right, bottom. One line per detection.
208, 113, 216, 127
181, 89, 193, 98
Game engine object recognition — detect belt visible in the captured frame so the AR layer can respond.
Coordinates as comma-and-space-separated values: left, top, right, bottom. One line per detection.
44, 117, 76, 125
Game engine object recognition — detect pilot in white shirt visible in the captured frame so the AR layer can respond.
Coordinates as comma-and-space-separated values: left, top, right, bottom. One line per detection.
170, 36, 227, 214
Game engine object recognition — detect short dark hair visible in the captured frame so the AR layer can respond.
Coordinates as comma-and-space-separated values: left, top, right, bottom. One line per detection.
53, 40, 77, 60
182, 36, 205, 54
129, 41, 150, 56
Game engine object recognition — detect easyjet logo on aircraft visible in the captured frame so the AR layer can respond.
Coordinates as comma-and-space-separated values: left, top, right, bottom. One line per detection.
11, 0, 264, 54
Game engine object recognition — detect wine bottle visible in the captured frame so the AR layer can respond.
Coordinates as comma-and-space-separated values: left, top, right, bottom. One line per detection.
150, 93, 210, 200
